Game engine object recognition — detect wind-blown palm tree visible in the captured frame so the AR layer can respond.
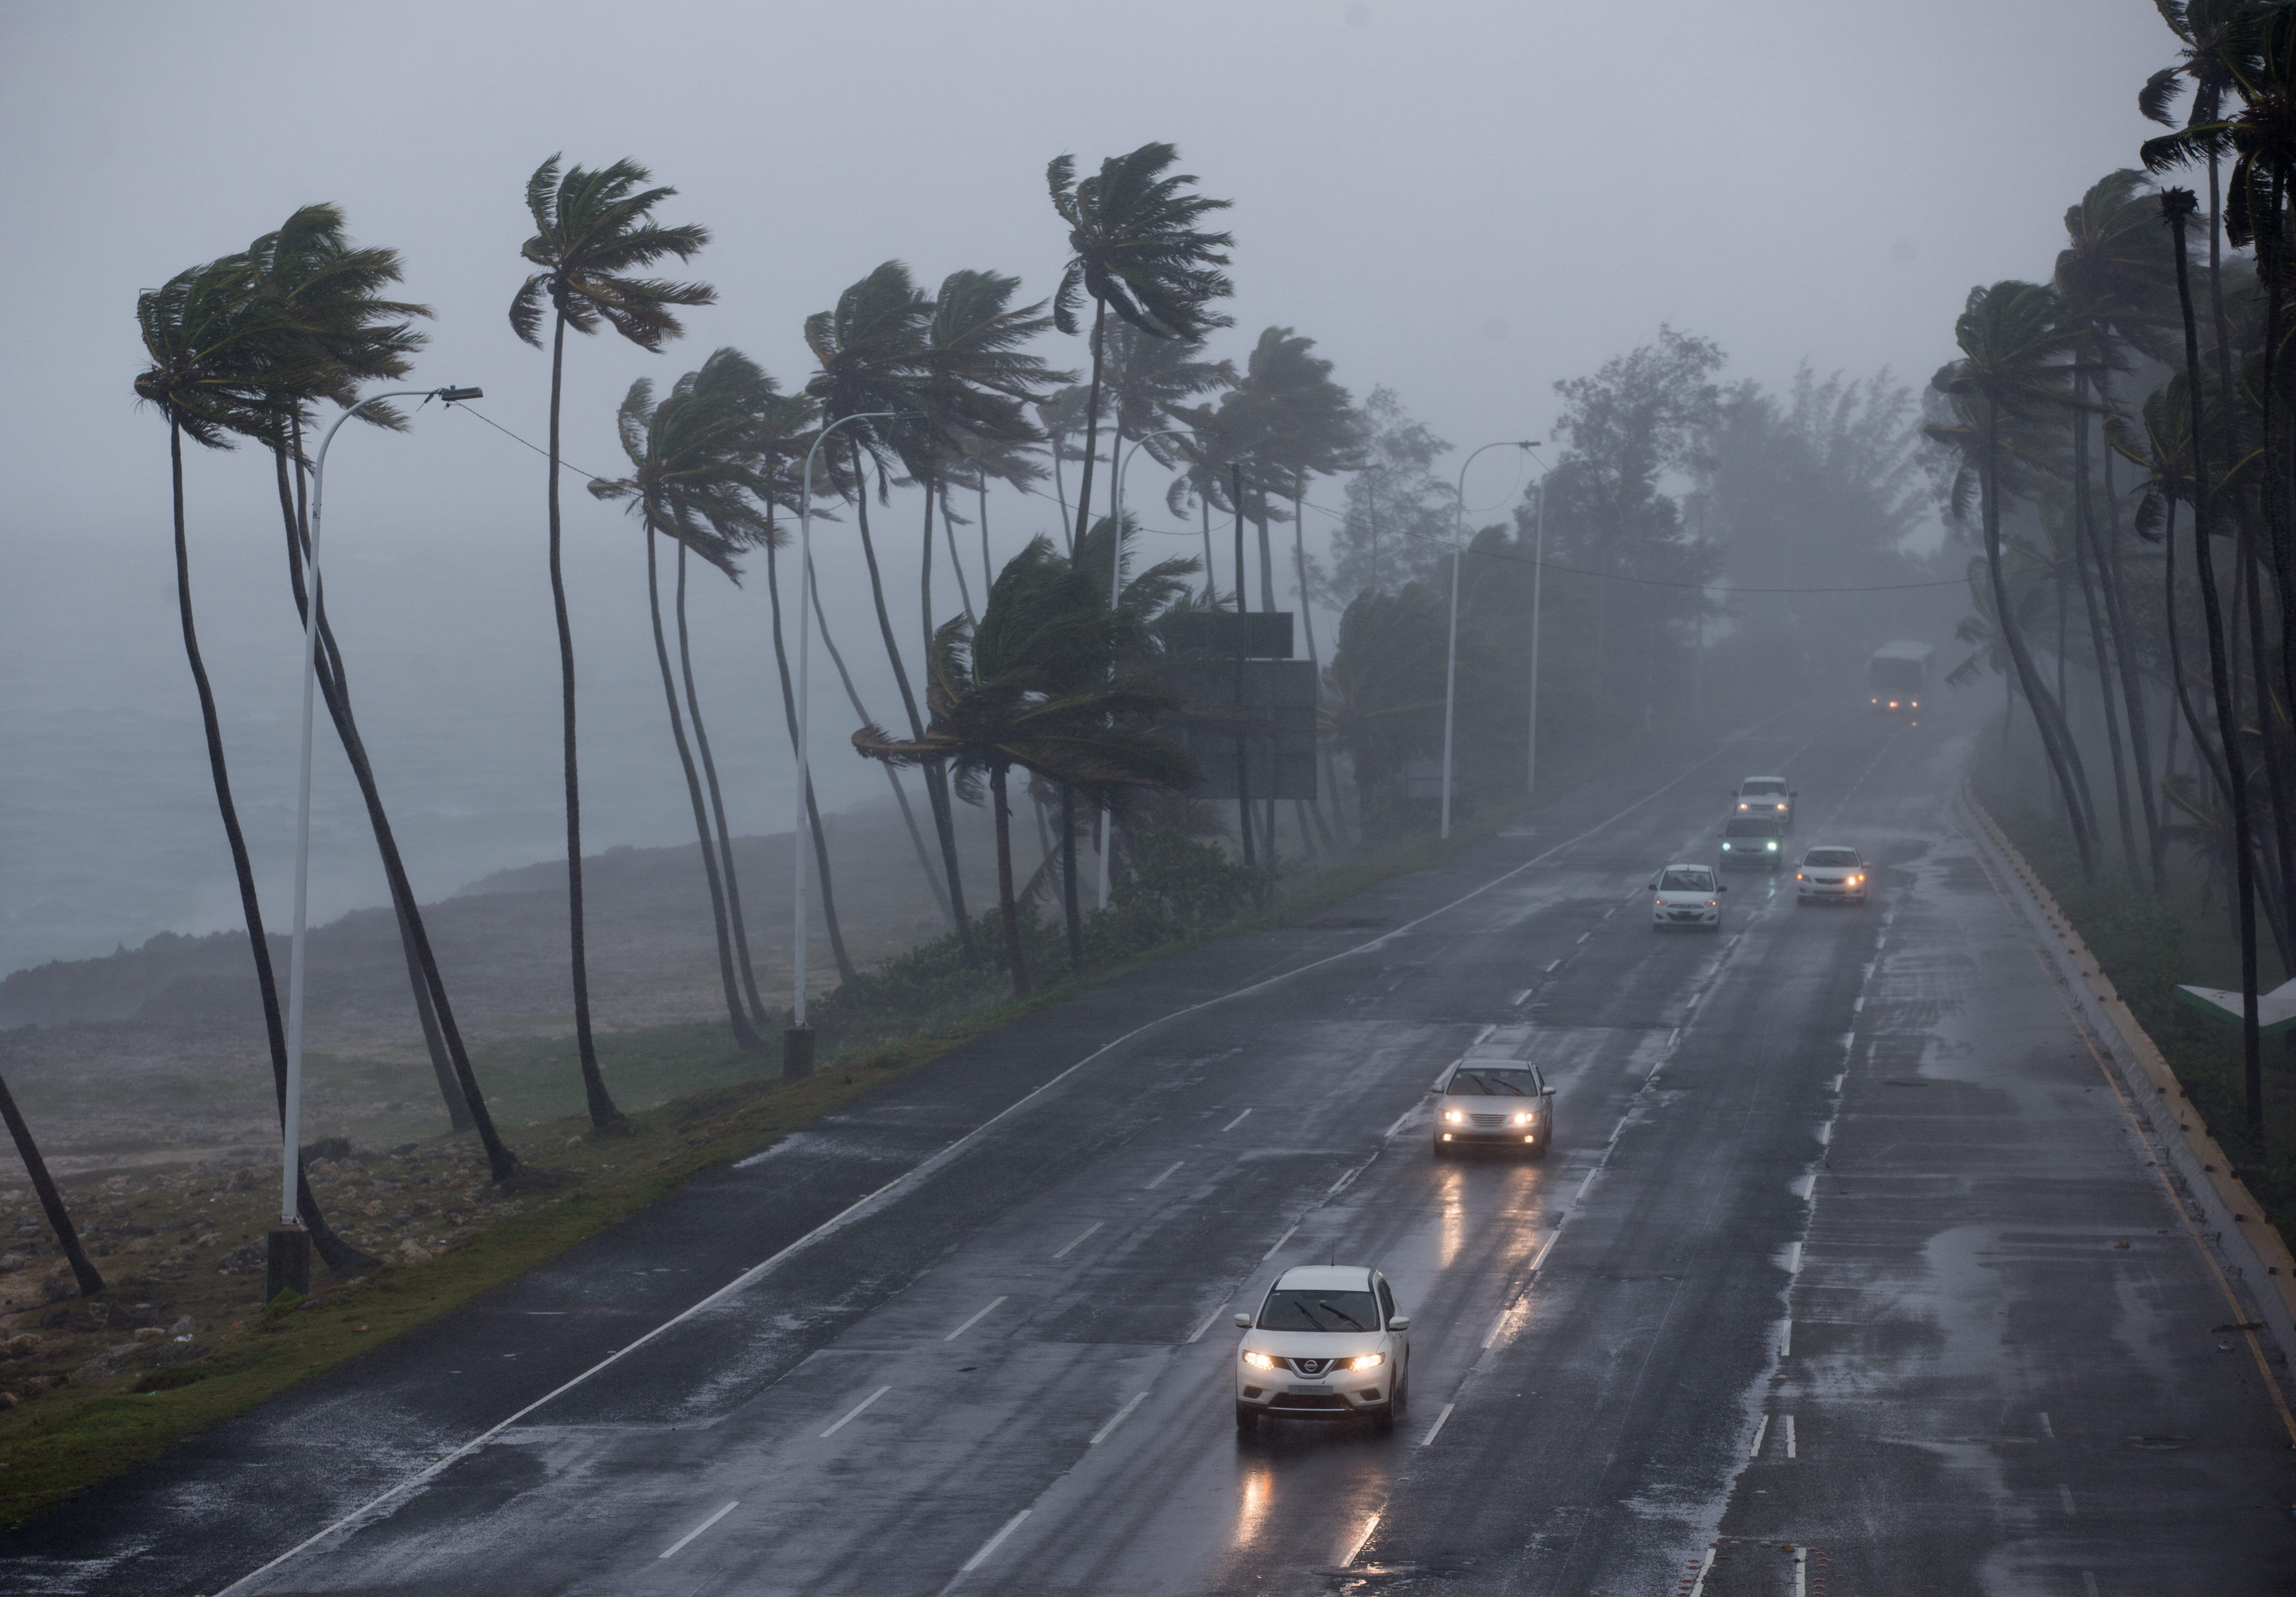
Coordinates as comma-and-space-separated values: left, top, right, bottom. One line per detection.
854, 538, 1198, 996
1097, 320, 1233, 529
1926, 281, 2102, 879
0, 1074, 101, 1298
1048, 142, 1236, 551
511, 155, 713, 1132
589, 349, 780, 1050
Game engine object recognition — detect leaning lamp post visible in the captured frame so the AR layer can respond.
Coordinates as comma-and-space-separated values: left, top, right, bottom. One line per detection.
275, 384, 480, 1304
1440, 440, 1535, 839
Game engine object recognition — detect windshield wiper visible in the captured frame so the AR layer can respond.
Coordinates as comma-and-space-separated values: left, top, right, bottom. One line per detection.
1316, 1300, 1368, 1331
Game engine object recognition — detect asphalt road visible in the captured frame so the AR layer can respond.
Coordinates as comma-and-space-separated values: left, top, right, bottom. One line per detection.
12, 705, 2294, 1596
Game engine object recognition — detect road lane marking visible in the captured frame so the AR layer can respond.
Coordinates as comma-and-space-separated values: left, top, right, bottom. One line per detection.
2040, 1410, 2055, 1439
1188, 1305, 1230, 1343
1785, 1241, 1802, 1275
1509, 988, 1532, 1006
658, 1500, 738, 1559
1545, 959, 1562, 972
1749, 1415, 1769, 1457
820, 1385, 890, 1437
1794, 1545, 1808, 1597
1687, 1544, 1717, 1597
212, 711, 1810, 1597
1146, 1160, 1185, 1189
1530, 1228, 1562, 1273
1341, 1510, 1383, 1567
1051, 1222, 1102, 1260
1784, 1413, 1796, 1458
943, 1297, 1007, 1341
1261, 1223, 1299, 1261
2058, 1483, 2076, 1515
2082, 1572, 2100, 1597
1481, 1306, 1514, 1350
1089, 1392, 1148, 1444
959, 1509, 1031, 1572
1573, 1167, 1600, 1202
1780, 1319, 1792, 1357
1420, 1401, 1456, 1446
1221, 1109, 1252, 1132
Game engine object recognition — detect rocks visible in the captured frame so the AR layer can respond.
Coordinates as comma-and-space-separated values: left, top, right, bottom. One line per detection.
170, 1315, 193, 1336
0, 1334, 38, 1360
215, 1241, 263, 1275
227, 1169, 255, 1193
0, 1253, 25, 1274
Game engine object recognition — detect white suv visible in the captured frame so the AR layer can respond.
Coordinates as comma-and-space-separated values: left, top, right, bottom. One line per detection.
1234, 1265, 1410, 1435
1733, 776, 1795, 828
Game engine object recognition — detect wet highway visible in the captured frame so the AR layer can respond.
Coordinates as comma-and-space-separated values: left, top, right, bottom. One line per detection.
15, 708, 2295, 1596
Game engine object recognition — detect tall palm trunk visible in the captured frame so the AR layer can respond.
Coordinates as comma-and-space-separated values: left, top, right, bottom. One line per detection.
1230, 470, 1259, 881
992, 763, 1030, 997
269, 441, 469, 1132
0, 1074, 101, 1297
1059, 785, 1084, 961
170, 424, 385, 1264
1051, 431, 1071, 551
1980, 412, 2097, 877
547, 311, 623, 1131
675, 543, 770, 1029
977, 480, 994, 596
852, 443, 976, 959
915, 477, 961, 932
1200, 496, 1216, 604
2165, 496, 2236, 799
1072, 302, 1108, 551
2068, 406, 2142, 882
2170, 192, 2265, 1141
1291, 488, 1345, 852
2092, 393, 2166, 891
647, 528, 762, 1049
942, 486, 977, 627
762, 536, 858, 987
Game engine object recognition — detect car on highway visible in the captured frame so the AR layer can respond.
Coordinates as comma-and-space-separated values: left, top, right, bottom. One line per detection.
1720, 815, 1787, 871
1234, 1264, 1411, 1435
1796, 845, 1868, 905
1733, 776, 1795, 827
1649, 863, 1725, 930
1432, 1057, 1555, 1156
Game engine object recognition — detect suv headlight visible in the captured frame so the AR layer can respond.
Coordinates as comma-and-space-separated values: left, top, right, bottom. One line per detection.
1345, 1353, 1384, 1371
1442, 1109, 1464, 1123
1766, 841, 1778, 850
1243, 1351, 1278, 1370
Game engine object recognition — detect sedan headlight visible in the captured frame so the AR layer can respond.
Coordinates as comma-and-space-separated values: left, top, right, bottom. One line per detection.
1511, 1111, 1535, 1125
1345, 1353, 1385, 1371
1849, 874, 1863, 885
1242, 1351, 1278, 1370
1706, 899, 1717, 907
1442, 1109, 1464, 1124
1654, 896, 1665, 906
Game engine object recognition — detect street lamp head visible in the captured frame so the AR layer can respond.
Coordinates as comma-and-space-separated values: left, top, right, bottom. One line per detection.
435, 386, 483, 403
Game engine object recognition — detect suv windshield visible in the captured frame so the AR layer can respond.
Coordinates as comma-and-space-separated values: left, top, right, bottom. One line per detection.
1741, 781, 1786, 795
1257, 1289, 1380, 1332
1659, 869, 1712, 891
1725, 819, 1782, 837
1804, 848, 1860, 867
1449, 1068, 1536, 1094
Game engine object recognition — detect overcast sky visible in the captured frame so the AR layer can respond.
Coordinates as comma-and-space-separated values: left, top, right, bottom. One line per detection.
0, 0, 2178, 972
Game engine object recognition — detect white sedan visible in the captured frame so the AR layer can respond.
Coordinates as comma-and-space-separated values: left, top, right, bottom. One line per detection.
1234, 1265, 1411, 1435
1796, 845, 1868, 905
1649, 863, 1725, 930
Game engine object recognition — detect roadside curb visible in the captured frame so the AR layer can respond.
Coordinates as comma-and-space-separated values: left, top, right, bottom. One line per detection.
1958, 786, 2296, 1366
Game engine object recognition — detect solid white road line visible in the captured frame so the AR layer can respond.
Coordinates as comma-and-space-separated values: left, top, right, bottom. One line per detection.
1749, 1414, 1769, 1458
1187, 1305, 1230, 1343
943, 1298, 1007, 1341
1784, 1413, 1797, 1458
214, 709, 1805, 1597
1261, 1223, 1299, 1261
658, 1500, 738, 1559
959, 1509, 1032, 1572
1051, 1223, 1102, 1260
1221, 1109, 1252, 1132
1794, 1545, 1808, 1597
1145, 1160, 1185, 1189
1687, 1544, 1718, 1597
1089, 1392, 1149, 1444
820, 1386, 890, 1438
1419, 1402, 1456, 1447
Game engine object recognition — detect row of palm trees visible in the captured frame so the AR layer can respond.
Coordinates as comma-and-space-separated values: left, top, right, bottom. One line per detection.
123, 140, 1381, 1250
1930, 0, 2296, 1145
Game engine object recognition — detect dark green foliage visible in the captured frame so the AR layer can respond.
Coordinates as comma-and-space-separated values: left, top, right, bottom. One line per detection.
1112, 828, 1268, 926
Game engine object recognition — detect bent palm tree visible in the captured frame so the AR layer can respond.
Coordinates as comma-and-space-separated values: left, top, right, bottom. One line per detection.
1048, 142, 1236, 551
854, 538, 1198, 996
589, 349, 780, 1050
512, 155, 713, 1131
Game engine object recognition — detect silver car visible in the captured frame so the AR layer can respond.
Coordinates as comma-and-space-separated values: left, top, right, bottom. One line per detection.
1795, 845, 1868, 905
1432, 1059, 1555, 1158
1650, 862, 1725, 930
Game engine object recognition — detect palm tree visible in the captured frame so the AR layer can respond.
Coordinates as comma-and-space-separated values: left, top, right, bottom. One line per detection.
1926, 281, 2102, 879
1097, 320, 1233, 529
2142, 0, 2254, 405
2163, 186, 2265, 1142
0, 1074, 101, 1298
1034, 384, 1101, 549
588, 349, 780, 1050
854, 538, 1198, 996
1047, 142, 1236, 551
246, 204, 480, 1137
511, 155, 713, 1132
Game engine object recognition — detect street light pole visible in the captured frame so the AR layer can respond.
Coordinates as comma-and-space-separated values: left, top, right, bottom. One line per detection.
278, 384, 478, 1301
788, 412, 903, 1080
1093, 428, 1192, 909
1525, 462, 1554, 798
1441, 440, 1535, 839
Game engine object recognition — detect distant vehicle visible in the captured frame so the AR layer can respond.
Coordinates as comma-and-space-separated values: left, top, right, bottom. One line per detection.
1733, 776, 1795, 828
1869, 642, 1932, 715
1432, 1057, 1556, 1155
1234, 1264, 1411, 1435
1795, 845, 1868, 905
1649, 862, 1726, 931
1721, 815, 1788, 870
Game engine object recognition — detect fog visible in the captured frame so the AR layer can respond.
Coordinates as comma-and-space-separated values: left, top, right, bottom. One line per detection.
0, 0, 2170, 975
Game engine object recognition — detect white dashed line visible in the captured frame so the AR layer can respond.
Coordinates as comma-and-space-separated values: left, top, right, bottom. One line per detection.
1780, 1319, 1793, 1358
2040, 1410, 2055, 1439
1341, 1511, 1383, 1567
1420, 1401, 1456, 1446
1187, 1305, 1231, 1343
1545, 958, 1562, 972
1261, 1224, 1299, 1261
1785, 1413, 1797, 1458
1052, 1222, 1102, 1260
1146, 1160, 1185, 1189
1089, 1392, 1148, 1444
658, 1500, 737, 1559
1749, 1414, 1769, 1457
2058, 1483, 2076, 1516
942, 1298, 1007, 1341
1221, 1109, 1252, 1132
959, 1509, 1031, 1572
1785, 1240, 1802, 1275
820, 1385, 890, 1438
1509, 988, 1532, 1006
